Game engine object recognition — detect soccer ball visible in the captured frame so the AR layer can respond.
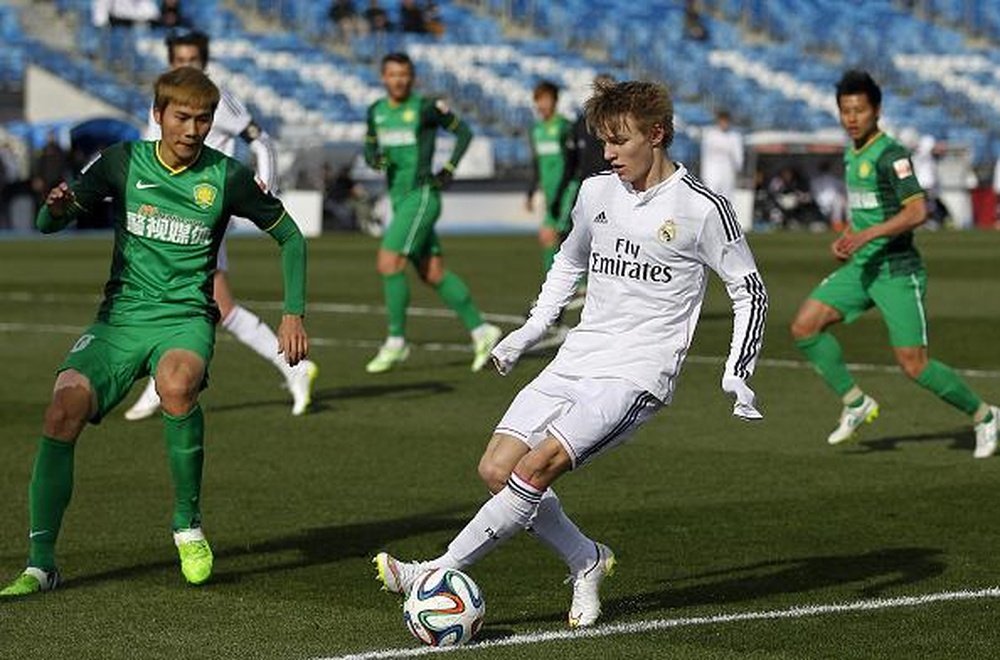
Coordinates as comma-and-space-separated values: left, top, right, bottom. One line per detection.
403, 568, 485, 646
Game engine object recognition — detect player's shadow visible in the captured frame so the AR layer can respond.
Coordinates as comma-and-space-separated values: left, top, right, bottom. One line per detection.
64, 508, 470, 590
490, 546, 945, 627
853, 428, 973, 453
206, 381, 454, 415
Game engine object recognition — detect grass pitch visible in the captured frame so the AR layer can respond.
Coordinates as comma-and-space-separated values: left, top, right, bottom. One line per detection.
1, 230, 999, 659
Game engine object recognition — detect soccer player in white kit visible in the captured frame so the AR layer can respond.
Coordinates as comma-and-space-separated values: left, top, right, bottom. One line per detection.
124, 29, 318, 420
699, 109, 744, 205
374, 80, 768, 628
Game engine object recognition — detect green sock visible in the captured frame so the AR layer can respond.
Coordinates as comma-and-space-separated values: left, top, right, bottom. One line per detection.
383, 271, 410, 338
542, 245, 558, 274
434, 270, 483, 331
795, 333, 856, 397
28, 436, 76, 570
915, 359, 983, 416
163, 405, 205, 531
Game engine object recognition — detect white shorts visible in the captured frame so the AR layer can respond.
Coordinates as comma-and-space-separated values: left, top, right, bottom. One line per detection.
494, 370, 662, 469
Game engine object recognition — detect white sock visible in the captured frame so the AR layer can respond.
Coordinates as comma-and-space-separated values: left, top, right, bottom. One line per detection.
222, 305, 298, 380
384, 336, 406, 350
433, 474, 543, 569
470, 324, 493, 342
528, 489, 597, 574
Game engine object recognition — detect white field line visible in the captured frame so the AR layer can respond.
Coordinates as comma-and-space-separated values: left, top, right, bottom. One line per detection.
2, 318, 999, 379
2, 291, 998, 378
317, 586, 1000, 660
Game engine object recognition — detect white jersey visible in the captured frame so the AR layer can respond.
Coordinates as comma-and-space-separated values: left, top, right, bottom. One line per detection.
146, 86, 277, 191
528, 164, 767, 402
699, 126, 744, 199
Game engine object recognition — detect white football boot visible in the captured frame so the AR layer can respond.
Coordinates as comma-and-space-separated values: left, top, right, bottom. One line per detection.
287, 359, 319, 416
567, 542, 616, 628
373, 552, 429, 596
973, 406, 999, 459
827, 395, 879, 445
123, 378, 161, 421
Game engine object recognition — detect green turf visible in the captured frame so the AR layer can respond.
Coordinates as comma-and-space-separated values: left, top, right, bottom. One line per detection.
1, 230, 999, 659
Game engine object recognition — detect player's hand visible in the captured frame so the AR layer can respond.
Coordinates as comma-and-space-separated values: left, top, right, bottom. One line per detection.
277, 314, 308, 366
432, 168, 454, 189
45, 182, 75, 217
722, 375, 763, 421
490, 321, 548, 376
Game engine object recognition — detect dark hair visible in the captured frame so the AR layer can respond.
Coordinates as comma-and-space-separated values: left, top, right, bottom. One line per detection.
533, 80, 559, 101
835, 69, 881, 108
166, 28, 210, 65
381, 52, 414, 72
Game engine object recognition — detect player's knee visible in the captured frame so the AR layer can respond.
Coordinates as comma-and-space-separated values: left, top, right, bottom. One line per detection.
42, 395, 88, 440
898, 356, 927, 380
156, 376, 199, 414
789, 316, 816, 341
477, 452, 512, 493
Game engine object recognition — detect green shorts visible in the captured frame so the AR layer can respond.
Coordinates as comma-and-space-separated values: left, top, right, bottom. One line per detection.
810, 260, 929, 347
543, 180, 580, 235
58, 318, 215, 422
381, 184, 443, 259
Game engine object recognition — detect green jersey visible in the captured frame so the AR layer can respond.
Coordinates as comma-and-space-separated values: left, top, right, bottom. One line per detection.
37, 140, 305, 324
844, 131, 924, 272
364, 93, 472, 199
529, 114, 574, 202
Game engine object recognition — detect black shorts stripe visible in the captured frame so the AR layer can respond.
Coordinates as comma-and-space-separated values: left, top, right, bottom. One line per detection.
577, 392, 657, 464
682, 174, 741, 242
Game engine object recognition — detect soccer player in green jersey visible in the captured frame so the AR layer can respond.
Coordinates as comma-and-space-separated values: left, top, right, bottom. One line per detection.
0, 67, 309, 598
790, 70, 997, 456
363, 52, 500, 374
526, 80, 579, 275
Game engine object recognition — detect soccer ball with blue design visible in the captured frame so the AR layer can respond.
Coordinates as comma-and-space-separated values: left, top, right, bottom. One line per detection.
403, 568, 485, 646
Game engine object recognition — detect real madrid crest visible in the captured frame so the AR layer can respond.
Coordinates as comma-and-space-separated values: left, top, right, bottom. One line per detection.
658, 219, 676, 243
192, 183, 218, 210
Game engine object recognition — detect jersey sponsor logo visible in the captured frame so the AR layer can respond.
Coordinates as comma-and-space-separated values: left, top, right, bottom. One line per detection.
135, 179, 159, 190
590, 237, 673, 284
127, 207, 213, 246
848, 190, 880, 210
858, 160, 873, 179
377, 128, 417, 147
657, 219, 676, 243
192, 183, 218, 209
892, 158, 914, 179
70, 333, 96, 353
535, 141, 561, 156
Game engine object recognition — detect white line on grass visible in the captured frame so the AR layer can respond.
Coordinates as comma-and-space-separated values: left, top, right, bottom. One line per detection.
318, 586, 1000, 660
2, 320, 999, 379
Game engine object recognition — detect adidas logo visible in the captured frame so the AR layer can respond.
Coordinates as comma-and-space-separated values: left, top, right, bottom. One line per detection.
594, 211, 608, 224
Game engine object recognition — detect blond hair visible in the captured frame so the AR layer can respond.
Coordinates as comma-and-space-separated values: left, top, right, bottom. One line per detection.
153, 66, 220, 114
584, 80, 674, 149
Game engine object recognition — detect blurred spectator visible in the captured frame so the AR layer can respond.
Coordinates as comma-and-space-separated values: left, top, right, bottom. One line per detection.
329, 0, 367, 41
766, 166, 823, 229
92, 0, 160, 27
910, 134, 950, 227
699, 109, 743, 202
400, 0, 427, 33
0, 140, 15, 228
810, 161, 846, 230
323, 163, 376, 233
364, 0, 391, 32
683, 0, 709, 41
424, 1, 445, 36
30, 132, 70, 207
993, 154, 1000, 226
155, 0, 188, 28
